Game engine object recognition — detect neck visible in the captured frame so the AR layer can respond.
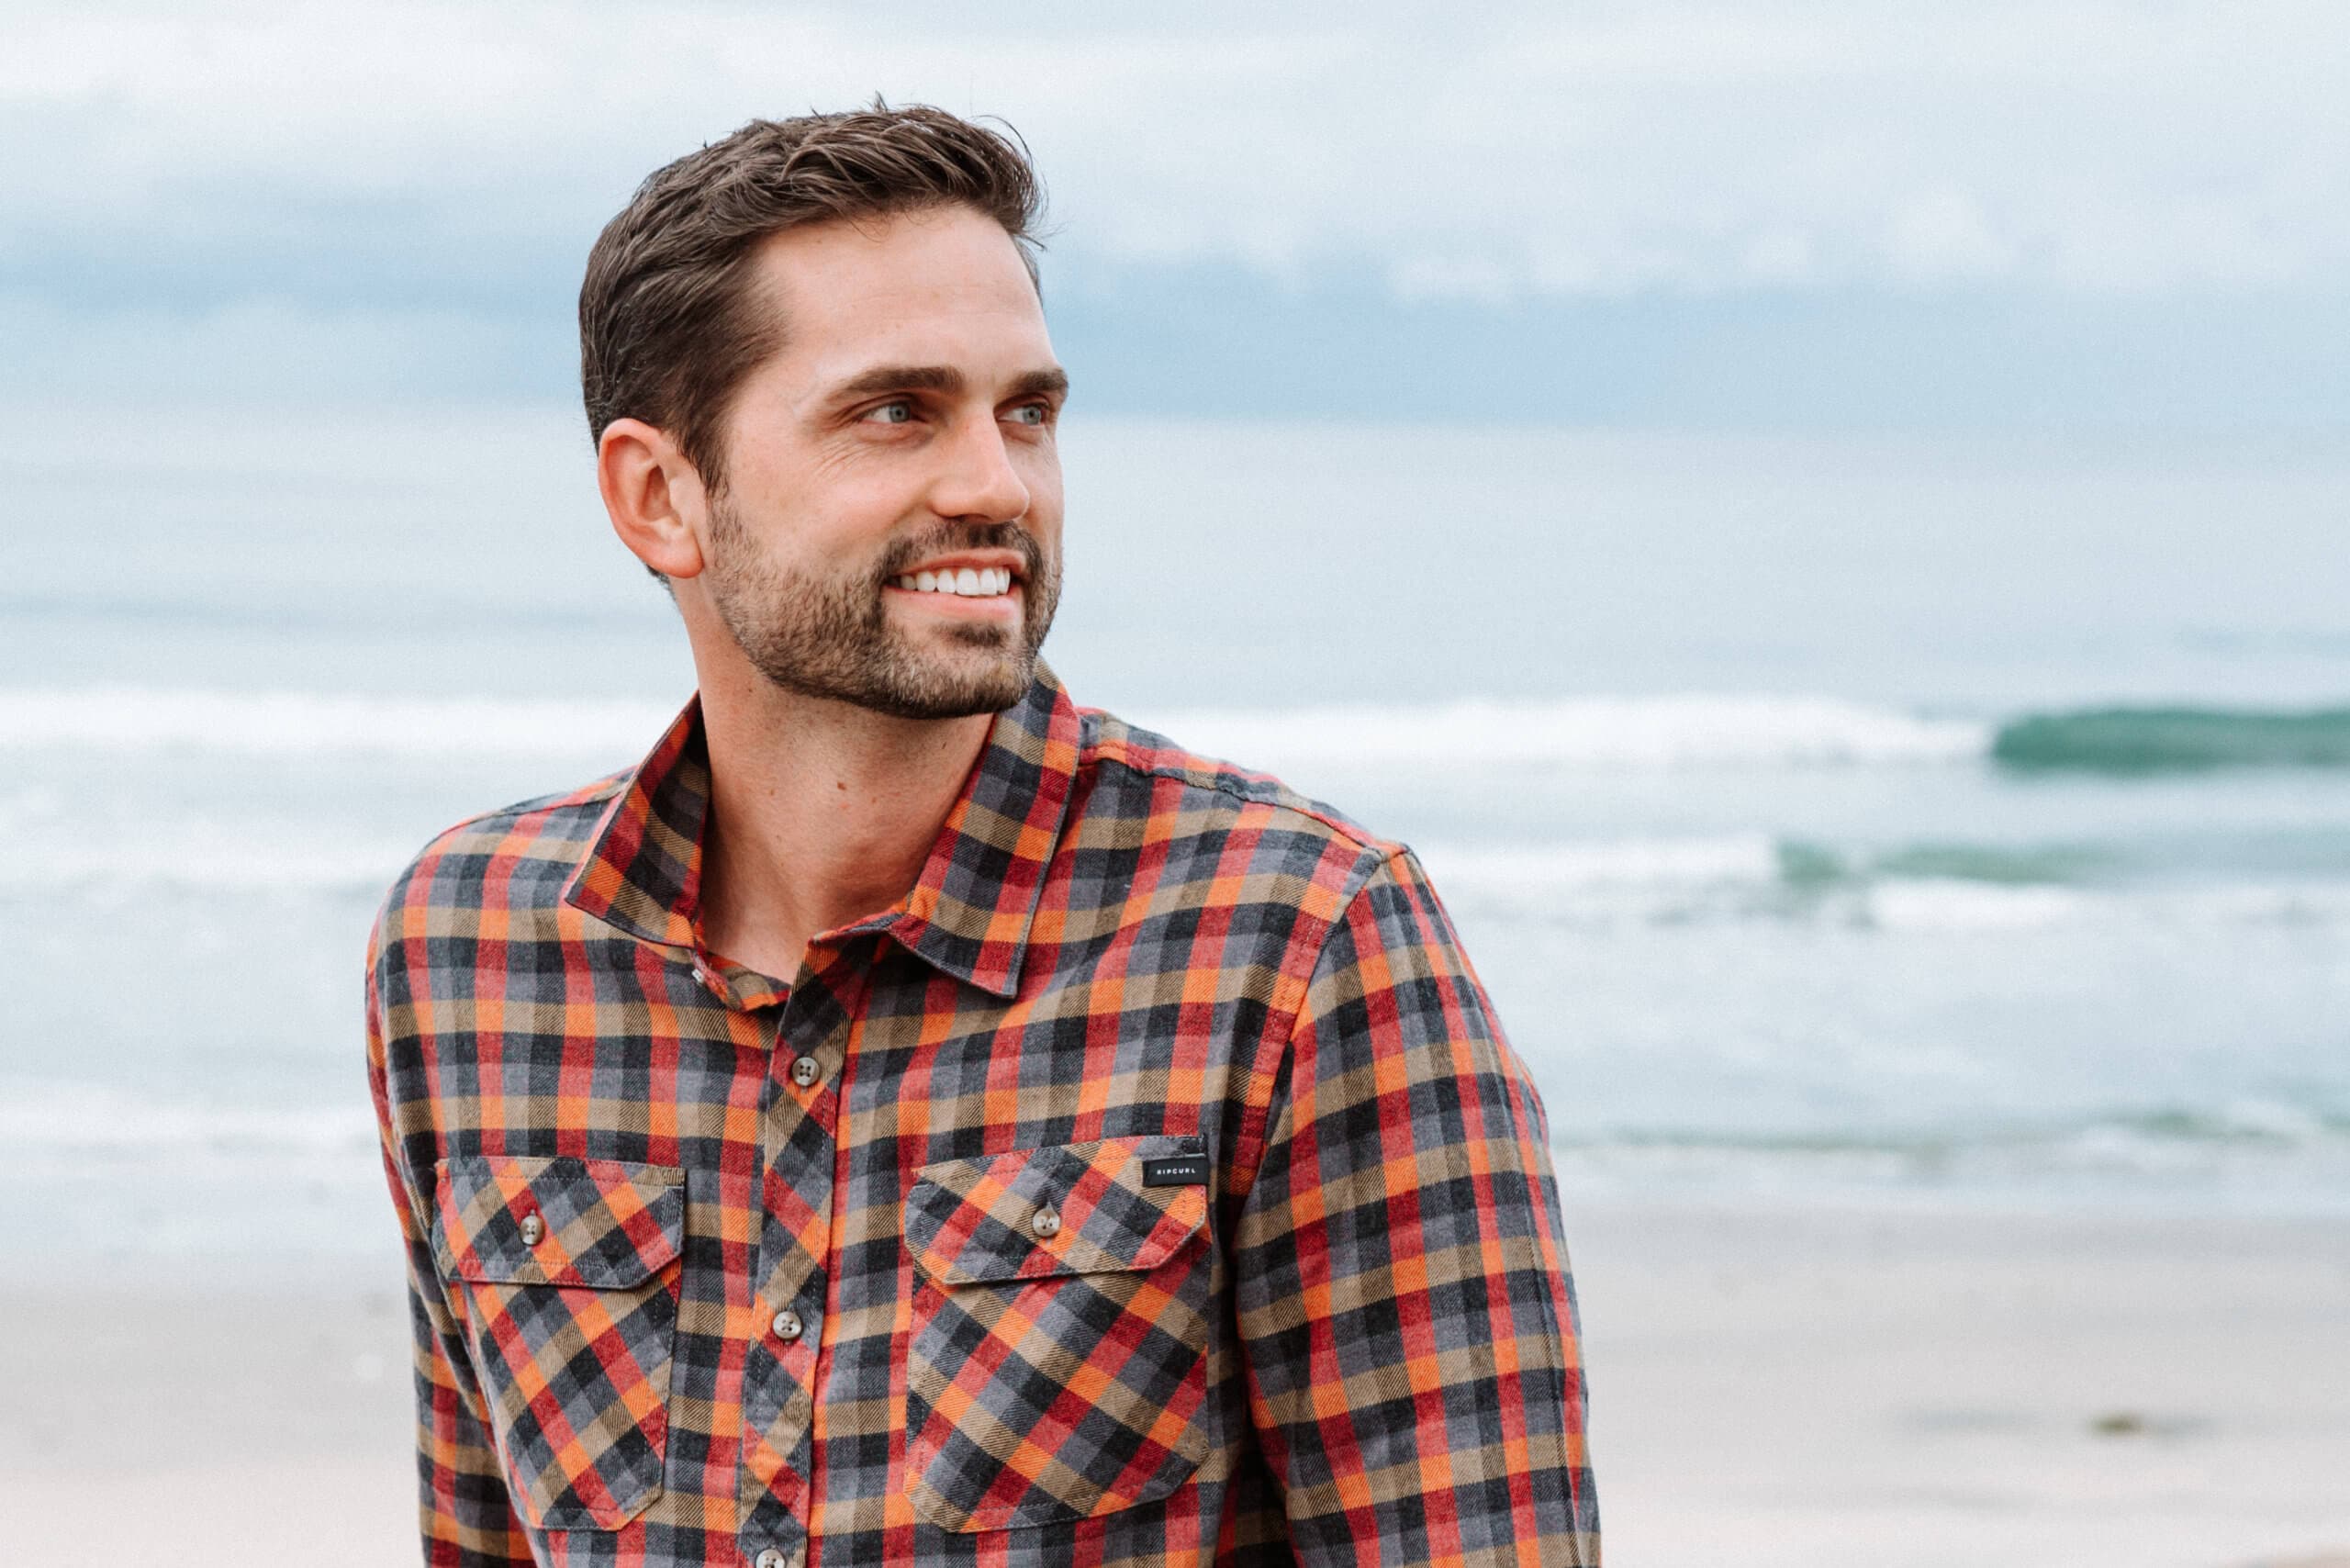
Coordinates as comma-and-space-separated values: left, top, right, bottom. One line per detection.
693, 656, 993, 983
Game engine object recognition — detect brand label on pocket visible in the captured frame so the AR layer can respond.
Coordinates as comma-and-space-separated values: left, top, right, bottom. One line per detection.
1141, 1154, 1209, 1187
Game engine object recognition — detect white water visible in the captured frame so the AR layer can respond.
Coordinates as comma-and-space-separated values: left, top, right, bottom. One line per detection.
0, 684, 1993, 767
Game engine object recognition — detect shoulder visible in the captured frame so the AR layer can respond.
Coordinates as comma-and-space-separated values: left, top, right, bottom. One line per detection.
1070, 709, 1482, 980
1075, 703, 1404, 898
368, 768, 630, 950
1080, 704, 1393, 849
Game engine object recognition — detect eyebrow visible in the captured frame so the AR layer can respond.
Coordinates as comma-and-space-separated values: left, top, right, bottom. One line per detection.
826, 364, 1070, 405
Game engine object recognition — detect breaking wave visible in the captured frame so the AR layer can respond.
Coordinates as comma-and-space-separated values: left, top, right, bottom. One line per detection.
0, 687, 677, 757
10, 688, 2347, 777
1991, 705, 2350, 773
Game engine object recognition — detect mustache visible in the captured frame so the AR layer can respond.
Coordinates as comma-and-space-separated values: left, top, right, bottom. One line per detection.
875, 521, 1047, 582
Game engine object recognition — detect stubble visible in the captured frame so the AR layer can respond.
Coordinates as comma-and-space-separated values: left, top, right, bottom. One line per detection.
702, 502, 1061, 721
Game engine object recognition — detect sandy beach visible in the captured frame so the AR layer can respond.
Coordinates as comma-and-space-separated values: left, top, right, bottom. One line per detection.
1573, 1202, 2350, 1567
5, 1200, 2344, 1567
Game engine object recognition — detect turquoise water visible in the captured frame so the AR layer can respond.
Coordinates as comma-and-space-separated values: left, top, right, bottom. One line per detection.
4, 408, 2345, 1266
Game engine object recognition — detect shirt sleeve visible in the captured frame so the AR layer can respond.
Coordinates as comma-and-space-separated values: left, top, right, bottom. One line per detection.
366, 922, 537, 1567
1232, 846, 1601, 1565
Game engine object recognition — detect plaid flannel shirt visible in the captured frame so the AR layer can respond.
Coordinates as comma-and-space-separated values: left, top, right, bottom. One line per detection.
366, 664, 1598, 1567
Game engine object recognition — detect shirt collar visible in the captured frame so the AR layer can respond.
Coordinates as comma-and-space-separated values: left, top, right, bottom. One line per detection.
563, 663, 1082, 1000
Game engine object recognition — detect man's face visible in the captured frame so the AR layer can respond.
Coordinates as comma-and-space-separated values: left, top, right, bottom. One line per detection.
695, 204, 1067, 721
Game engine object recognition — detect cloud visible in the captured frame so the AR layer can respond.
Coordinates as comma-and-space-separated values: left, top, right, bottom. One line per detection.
5, 0, 2345, 310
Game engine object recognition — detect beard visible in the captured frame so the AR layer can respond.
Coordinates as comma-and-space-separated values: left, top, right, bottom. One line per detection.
701, 500, 1061, 721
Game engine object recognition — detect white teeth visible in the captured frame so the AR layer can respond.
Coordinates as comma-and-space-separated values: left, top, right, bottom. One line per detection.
894, 566, 1014, 596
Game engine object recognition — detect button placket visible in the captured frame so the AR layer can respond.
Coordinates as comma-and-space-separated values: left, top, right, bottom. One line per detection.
739, 978, 852, 1559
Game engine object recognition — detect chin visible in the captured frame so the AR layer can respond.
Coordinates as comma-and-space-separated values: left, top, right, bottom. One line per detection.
863, 642, 1037, 721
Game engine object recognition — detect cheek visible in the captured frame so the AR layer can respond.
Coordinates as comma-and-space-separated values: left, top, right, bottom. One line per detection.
791, 447, 934, 536
1017, 450, 1066, 526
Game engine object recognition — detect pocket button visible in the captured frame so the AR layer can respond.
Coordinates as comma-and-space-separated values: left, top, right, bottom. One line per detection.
518, 1214, 543, 1246
1029, 1204, 1061, 1238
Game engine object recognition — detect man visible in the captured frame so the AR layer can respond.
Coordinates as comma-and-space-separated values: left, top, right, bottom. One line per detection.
367, 104, 1597, 1568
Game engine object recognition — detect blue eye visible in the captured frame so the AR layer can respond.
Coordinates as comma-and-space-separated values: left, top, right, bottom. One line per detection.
864, 400, 914, 424
1007, 403, 1049, 426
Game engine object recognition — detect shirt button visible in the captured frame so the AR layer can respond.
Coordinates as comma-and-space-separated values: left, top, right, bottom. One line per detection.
518, 1214, 543, 1246
769, 1307, 803, 1342
690, 965, 710, 987
754, 1550, 799, 1568
1030, 1204, 1061, 1238
789, 1055, 822, 1088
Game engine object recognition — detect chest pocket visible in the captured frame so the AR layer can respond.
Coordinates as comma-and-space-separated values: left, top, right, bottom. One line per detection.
901, 1135, 1215, 1532
431, 1154, 685, 1532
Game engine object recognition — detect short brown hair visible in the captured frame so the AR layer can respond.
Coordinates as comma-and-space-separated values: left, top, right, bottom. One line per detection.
579, 102, 1045, 493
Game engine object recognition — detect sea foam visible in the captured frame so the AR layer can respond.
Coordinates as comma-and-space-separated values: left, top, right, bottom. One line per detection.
0, 687, 677, 757
20, 687, 2347, 776
0, 686, 1991, 767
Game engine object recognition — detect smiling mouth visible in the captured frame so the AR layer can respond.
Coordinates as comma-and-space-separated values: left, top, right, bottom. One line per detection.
890, 566, 1016, 599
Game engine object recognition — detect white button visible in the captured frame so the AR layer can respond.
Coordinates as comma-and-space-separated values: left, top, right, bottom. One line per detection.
518, 1214, 543, 1246
769, 1308, 803, 1342
1030, 1205, 1061, 1238
691, 966, 711, 987
789, 1055, 821, 1088
754, 1550, 793, 1568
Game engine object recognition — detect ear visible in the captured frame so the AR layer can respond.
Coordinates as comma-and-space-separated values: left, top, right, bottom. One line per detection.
598, 418, 711, 579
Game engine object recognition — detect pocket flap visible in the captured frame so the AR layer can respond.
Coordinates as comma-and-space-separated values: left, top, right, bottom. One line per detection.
904, 1136, 1209, 1287
432, 1155, 685, 1289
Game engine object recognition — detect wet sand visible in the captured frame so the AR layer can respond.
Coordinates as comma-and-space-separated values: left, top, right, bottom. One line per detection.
3, 1201, 2344, 1565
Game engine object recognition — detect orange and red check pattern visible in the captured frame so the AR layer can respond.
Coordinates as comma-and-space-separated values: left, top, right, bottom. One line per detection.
367, 665, 1599, 1567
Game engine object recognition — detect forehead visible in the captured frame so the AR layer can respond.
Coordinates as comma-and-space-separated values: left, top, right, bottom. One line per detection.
745, 206, 1051, 390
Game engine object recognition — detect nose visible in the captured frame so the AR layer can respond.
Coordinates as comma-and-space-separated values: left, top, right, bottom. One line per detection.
930, 414, 1031, 523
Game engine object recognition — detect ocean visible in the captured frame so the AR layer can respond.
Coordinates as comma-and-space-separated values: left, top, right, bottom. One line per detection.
6, 406, 2346, 1271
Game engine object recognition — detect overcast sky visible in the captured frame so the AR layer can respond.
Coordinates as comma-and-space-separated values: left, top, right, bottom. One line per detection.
6, 0, 2346, 425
